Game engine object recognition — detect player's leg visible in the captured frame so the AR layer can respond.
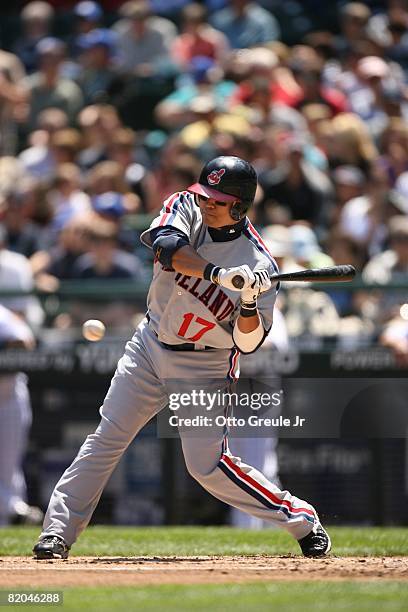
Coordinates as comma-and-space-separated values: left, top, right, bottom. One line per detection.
229, 436, 280, 529
180, 412, 330, 556
181, 431, 316, 537
36, 321, 168, 549
0, 376, 33, 525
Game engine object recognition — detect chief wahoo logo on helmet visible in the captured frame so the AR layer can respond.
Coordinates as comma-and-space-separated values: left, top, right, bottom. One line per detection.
207, 168, 226, 185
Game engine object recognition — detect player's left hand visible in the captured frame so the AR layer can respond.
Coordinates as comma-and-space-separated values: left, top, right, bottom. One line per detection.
214, 264, 256, 291
241, 269, 272, 304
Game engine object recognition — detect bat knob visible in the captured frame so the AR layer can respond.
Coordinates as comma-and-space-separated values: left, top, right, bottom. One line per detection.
232, 275, 245, 289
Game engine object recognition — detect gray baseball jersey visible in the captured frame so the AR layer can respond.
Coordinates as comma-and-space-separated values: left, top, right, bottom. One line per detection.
39, 191, 318, 548
140, 190, 279, 350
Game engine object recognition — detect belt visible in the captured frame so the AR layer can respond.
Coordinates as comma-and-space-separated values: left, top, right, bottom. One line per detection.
160, 342, 214, 351
146, 313, 215, 351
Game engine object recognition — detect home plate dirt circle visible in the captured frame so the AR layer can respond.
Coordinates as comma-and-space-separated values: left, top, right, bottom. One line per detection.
1, 556, 407, 587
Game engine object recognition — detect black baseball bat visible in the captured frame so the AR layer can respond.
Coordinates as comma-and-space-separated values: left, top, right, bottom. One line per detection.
231, 265, 356, 289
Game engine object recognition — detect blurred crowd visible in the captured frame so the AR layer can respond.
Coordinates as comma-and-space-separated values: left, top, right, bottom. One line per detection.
0, 0, 407, 356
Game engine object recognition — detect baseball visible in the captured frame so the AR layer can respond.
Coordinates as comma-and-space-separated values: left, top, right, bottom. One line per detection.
400, 304, 408, 321
82, 319, 106, 342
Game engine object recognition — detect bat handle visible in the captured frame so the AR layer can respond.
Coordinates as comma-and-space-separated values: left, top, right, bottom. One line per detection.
232, 274, 245, 289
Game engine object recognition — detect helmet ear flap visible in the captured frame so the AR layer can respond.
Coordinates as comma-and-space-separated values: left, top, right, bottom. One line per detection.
230, 201, 247, 221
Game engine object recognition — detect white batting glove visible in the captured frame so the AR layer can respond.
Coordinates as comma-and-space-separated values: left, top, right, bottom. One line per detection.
241, 269, 272, 305
212, 264, 256, 292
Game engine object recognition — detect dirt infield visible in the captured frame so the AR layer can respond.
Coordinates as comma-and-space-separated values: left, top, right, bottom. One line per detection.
1, 556, 407, 586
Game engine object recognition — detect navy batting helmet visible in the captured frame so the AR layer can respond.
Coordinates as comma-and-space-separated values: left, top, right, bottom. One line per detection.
188, 156, 257, 221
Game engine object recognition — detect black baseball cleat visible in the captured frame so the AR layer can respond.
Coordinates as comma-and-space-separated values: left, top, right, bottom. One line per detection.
298, 523, 332, 558
33, 536, 70, 560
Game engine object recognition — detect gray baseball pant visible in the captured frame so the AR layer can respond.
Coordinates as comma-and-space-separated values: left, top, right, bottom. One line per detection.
40, 319, 316, 545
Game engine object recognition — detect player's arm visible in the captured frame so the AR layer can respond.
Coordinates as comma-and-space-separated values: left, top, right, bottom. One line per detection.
233, 270, 274, 353
150, 226, 212, 277
150, 227, 256, 290
168, 243, 210, 278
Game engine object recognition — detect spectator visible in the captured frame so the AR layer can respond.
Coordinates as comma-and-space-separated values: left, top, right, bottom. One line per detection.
86, 160, 134, 196
363, 215, 408, 285
24, 37, 84, 131
77, 104, 121, 170
339, 168, 389, 257
0, 50, 28, 155
362, 215, 408, 322
49, 213, 148, 330
378, 117, 408, 186
339, 50, 407, 135
155, 55, 236, 130
106, 127, 137, 169
107, 128, 156, 212
386, 10, 408, 72
155, 153, 202, 203
150, 138, 201, 206
90, 191, 142, 252
334, 2, 372, 59
261, 224, 298, 274
50, 128, 82, 166
289, 224, 334, 270
281, 285, 340, 346
91, 191, 139, 220
327, 228, 366, 273
74, 1, 103, 35
71, 215, 144, 280
13, 1, 55, 73
76, 28, 118, 105
112, 0, 177, 75
327, 112, 379, 176
149, 0, 190, 16
31, 213, 90, 292
86, 161, 142, 249
0, 157, 26, 198
389, 172, 408, 216
171, 3, 230, 68
353, 55, 393, 138
326, 228, 366, 317
287, 50, 348, 116
69, 2, 104, 60
48, 163, 91, 232
8, 177, 54, 250
258, 134, 334, 231
301, 103, 332, 140
229, 47, 280, 121
1, 187, 46, 258
210, 0, 280, 49
177, 94, 252, 154
19, 108, 69, 180
331, 164, 367, 224
1, 176, 55, 266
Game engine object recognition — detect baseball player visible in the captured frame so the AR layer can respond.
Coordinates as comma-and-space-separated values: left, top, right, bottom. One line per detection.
0, 304, 43, 526
33, 156, 330, 559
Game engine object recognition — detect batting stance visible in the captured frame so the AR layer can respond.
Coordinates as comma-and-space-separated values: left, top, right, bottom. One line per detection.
33, 156, 331, 559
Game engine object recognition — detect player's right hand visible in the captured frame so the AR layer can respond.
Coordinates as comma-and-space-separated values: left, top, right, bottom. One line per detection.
241, 269, 272, 304
213, 265, 256, 291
